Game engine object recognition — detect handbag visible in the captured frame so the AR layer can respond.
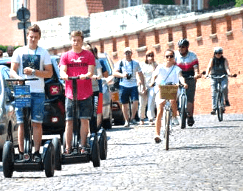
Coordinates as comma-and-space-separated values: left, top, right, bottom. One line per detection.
113, 61, 123, 89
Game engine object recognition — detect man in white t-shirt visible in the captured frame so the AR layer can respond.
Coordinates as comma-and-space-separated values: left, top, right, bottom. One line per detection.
150, 49, 187, 143
10, 24, 53, 161
113, 47, 145, 127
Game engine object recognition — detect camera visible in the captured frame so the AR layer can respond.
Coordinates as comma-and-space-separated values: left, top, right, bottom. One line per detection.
126, 73, 132, 80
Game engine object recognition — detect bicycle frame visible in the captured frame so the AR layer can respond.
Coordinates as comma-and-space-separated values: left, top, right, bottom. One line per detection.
163, 99, 172, 150
210, 74, 227, 121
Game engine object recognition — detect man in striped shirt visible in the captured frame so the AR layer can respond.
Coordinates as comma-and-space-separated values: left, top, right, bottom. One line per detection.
175, 39, 201, 127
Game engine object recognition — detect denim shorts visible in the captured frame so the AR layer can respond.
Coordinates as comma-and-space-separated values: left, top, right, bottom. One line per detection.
16, 93, 45, 124
119, 86, 139, 104
65, 96, 92, 120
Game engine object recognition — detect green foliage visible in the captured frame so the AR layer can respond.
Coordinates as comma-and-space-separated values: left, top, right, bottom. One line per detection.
235, 0, 243, 6
150, 0, 175, 5
0, 45, 21, 52
209, 0, 235, 7
0, 45, 8, 52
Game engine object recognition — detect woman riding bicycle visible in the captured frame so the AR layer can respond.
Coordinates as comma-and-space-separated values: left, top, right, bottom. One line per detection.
150, 49, 187, 143
205, 47, 232, 115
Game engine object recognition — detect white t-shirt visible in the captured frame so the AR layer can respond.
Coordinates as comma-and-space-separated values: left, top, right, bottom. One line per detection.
92, 58, 102, 92
154, 64, 182, 96
11, 46, 52, 93
114, 59, 142, 87
139, 62, 157, 88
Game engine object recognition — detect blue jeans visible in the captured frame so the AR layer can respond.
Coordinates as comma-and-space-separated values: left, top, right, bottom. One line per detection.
16, 93, 45, 124
211, 76, 228, 110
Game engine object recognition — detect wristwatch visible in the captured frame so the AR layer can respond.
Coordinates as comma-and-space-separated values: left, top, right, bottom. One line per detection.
32, 69, 36, 76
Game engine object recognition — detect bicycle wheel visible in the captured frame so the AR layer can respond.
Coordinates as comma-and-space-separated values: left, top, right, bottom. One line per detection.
216, 92, 223, 122
180, 95, 187, 129
164, 110, 171, 150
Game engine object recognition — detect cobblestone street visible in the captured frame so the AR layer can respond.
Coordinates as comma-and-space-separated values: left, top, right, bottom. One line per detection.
0, 114, 243, 191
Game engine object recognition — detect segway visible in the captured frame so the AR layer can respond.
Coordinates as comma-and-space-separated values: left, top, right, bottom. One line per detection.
61, 76, 100, 167
2, 78, 60, 178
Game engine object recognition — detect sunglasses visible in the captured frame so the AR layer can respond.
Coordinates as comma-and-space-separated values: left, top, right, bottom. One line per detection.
165, 55, 174, 58
179, 46, 186, 48
215, 52, 222, 55
147, 54, 154, 57
125, 52, 132, 55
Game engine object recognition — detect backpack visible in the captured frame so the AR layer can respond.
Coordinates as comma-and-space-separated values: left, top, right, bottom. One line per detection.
113, 61, 123, 89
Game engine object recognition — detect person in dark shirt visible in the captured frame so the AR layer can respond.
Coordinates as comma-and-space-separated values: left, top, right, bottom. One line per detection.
205, 47, 232, 115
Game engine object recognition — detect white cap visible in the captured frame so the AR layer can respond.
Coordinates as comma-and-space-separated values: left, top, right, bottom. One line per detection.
124, 47, 132, 53
214, 47, 223, 53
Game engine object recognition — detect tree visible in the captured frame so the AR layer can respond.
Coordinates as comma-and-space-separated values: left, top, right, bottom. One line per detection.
209, 0, 235, 8
150, 0, 175, 5
235, 0, 243, 6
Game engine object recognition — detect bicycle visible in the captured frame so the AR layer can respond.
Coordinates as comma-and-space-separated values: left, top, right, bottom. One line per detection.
177, 84, 187, 129
178, 73, 204, 129
208, 74, 237, 122
159, 84, 178, 150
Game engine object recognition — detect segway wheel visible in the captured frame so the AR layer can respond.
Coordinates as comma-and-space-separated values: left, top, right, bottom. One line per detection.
43, 142, 55, 177
91, 135, 100, 167
2, 141, 14, 178
98, 129, 107, 160
52, 137, 62, 170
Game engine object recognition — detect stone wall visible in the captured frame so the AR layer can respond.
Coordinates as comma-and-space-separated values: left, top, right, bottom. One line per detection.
90, 4, 191, 38
36, 16, 90, 50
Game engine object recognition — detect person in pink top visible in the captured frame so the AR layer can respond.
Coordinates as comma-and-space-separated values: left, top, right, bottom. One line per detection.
60, 31, 95, 154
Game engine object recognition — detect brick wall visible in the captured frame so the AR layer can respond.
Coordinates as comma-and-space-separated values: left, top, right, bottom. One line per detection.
81, 7, 243, 115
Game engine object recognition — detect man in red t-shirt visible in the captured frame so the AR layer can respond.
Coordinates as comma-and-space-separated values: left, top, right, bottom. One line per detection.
60, 31, 95, 154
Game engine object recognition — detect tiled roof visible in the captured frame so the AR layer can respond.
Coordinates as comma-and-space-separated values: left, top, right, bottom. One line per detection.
86, 0, 104, 14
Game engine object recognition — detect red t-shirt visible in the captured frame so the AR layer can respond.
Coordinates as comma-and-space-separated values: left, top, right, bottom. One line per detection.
59, 50, 95, 100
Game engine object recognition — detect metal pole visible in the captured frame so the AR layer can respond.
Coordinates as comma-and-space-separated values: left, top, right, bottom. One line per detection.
24, 23, 27, 46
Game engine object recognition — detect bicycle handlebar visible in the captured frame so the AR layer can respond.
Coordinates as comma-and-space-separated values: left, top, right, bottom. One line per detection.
5, 78, 39, 82
208, 74, 237, 79
60, 76, 90, 80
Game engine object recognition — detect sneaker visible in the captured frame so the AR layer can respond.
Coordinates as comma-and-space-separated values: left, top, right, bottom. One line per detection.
33, 151, 42, 163
80, 147, 88, 154
124, 121, 130, 127
130, 119, 137, 125
225, 100, 230, 107
172, 117, 179, 126
211, 109, 216, 115
187, 116, 195, 126
154, 136, 161, 143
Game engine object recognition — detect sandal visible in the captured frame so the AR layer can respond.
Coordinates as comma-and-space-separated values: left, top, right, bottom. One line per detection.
64, 148, 71, 154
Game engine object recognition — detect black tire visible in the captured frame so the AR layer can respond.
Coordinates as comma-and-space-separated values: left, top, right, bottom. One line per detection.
164, 110, 170, 151
2, 141, 14, 178
102, 117, 112, 130
52, 137, 62, 170
43, 142, 55, 177
217, 92, 223, 122
99, 129, 107, 160
91, 135, 100, 167
180, 95, 187, 129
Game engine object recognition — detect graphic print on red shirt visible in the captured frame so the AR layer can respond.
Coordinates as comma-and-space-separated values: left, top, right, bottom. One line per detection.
59, 50, 95, 100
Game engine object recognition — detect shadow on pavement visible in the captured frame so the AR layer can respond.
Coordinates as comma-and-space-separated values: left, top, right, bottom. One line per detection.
189, 125, 239, 129
171, 144, 226, 151
107, 127, 133, 132
108, 142, 150, 146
